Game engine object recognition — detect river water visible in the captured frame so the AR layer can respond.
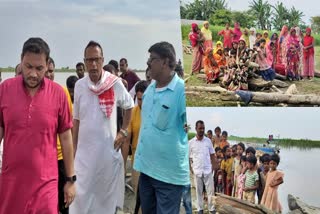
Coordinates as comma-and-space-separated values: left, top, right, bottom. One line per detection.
229, 140, 320, 213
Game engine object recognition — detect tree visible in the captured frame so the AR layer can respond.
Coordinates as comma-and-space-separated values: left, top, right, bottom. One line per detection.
180, 0, 228, 20
231, 10, 255, 28
271, 2, 289, 31
311, 16, 320, 34
209, 9, 232, 26
249, 0, 271, 30
288, 6, 304, 27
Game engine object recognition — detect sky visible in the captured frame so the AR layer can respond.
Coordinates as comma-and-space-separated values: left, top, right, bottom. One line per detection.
182, 0, 319, 25
0, 0, 183, 69
187, 107, 320, 140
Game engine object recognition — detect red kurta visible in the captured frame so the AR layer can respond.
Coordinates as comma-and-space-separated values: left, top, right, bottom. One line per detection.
0, 76, 72, 214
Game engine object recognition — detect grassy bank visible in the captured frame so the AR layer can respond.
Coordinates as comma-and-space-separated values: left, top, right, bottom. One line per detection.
228, 135, 320, 148
188, 132, 320, 148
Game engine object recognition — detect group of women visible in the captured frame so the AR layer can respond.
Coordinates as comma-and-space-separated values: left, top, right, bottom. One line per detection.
189, 21, 315, 87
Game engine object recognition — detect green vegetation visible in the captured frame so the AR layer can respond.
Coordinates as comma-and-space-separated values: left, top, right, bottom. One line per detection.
188, 133, 320, 148
228, 135, 320, 148
181, 0, 306, 31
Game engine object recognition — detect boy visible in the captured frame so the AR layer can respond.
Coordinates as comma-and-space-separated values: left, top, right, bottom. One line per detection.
220, 145, 233, 196
258, 154, 270, 203
212, 126, 221, 148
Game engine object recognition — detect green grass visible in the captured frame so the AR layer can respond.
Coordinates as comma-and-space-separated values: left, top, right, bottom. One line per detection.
188, 133, 320, 148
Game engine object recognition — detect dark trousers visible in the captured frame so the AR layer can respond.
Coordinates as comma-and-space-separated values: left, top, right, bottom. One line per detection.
58, 160, 68, 214
139, 173, 184, 214
134, 180, 141, 214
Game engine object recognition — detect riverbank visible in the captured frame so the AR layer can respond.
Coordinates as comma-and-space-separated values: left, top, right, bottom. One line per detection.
188, 133, 320, 148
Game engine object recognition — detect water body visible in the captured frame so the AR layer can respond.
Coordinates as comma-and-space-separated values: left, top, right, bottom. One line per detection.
1, 71, 146, 86
229, 140, 320, 213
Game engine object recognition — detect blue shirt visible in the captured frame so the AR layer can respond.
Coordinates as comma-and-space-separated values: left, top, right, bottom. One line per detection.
133, 74, 189, 185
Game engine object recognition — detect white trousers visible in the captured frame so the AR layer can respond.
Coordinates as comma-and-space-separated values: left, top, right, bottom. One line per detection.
194, 172, 215, 211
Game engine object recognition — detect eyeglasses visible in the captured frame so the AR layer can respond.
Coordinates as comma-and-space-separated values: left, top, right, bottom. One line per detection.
84, 57, 103, 64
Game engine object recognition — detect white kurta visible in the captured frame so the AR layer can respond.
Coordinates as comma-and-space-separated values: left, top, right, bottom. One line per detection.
70, 75, 134, 214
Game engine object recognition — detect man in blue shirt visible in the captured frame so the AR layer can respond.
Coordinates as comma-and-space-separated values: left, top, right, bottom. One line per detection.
133, 41, 189, 214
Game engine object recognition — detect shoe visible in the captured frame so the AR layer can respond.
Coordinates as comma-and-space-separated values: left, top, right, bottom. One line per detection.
210, 211, 216, 214
198, 210, 204, 214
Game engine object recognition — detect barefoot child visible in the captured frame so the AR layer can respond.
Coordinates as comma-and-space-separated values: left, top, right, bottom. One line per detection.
261, 154, 284, 213
212, 126, 221, 148
243, 155, 259, 204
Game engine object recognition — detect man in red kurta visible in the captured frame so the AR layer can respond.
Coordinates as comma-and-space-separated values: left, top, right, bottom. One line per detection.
0, 37, 75, 214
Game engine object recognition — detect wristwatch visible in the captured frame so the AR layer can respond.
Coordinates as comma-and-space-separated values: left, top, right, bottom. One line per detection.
66, 175, 77, 183
119, 129, 128, 137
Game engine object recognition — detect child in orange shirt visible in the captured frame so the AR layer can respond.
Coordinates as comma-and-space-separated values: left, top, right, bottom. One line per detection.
219, 131, 230, 149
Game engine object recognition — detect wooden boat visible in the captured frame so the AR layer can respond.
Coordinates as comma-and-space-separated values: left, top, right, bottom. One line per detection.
288, 194, 320, 214
214, 193, 277, 214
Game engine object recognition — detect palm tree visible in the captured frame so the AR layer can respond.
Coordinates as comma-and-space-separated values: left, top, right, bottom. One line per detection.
249, 0, 271, 30
271, 2, 289, 31
288, 6, 304, 27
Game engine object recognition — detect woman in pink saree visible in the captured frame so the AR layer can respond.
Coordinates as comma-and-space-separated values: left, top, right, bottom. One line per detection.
286, 28, 302, 80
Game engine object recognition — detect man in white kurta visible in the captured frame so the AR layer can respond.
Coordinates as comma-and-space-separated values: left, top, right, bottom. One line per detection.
70, 41, 134, 214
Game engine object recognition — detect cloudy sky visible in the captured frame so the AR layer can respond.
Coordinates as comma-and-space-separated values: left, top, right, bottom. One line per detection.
182, 0, 319, 25
187, 107, 320, 140
0, 0, 182, 69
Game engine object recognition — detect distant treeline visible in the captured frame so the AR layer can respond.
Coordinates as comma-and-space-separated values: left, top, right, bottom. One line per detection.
188, 132, 320, 148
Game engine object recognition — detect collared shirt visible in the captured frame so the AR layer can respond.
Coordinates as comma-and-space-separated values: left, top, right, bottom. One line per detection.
120, 69, 140, 91
133, 73, 189, 185
189, 136, 214, 176
0, 75, 72, 213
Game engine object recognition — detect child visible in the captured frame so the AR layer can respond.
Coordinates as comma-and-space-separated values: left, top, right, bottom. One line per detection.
231, 144, 238, 158
232, 142, 245, 197
258, 154, 270, 203
214, 147, 224, 193
261, 154, 284, 213
212, 126, 221, 148
237, 155, 247, 199
219, 131, 230, 149
243, 155, 259, 204
220, 145, 233, 196
245, 146, 256, 158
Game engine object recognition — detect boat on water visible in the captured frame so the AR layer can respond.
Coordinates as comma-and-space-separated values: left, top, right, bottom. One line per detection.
248, 135, 280, 155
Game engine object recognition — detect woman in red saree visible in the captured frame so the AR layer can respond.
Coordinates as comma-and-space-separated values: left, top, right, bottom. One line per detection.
189, 23, 204, 74
302, 27, 315, 80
